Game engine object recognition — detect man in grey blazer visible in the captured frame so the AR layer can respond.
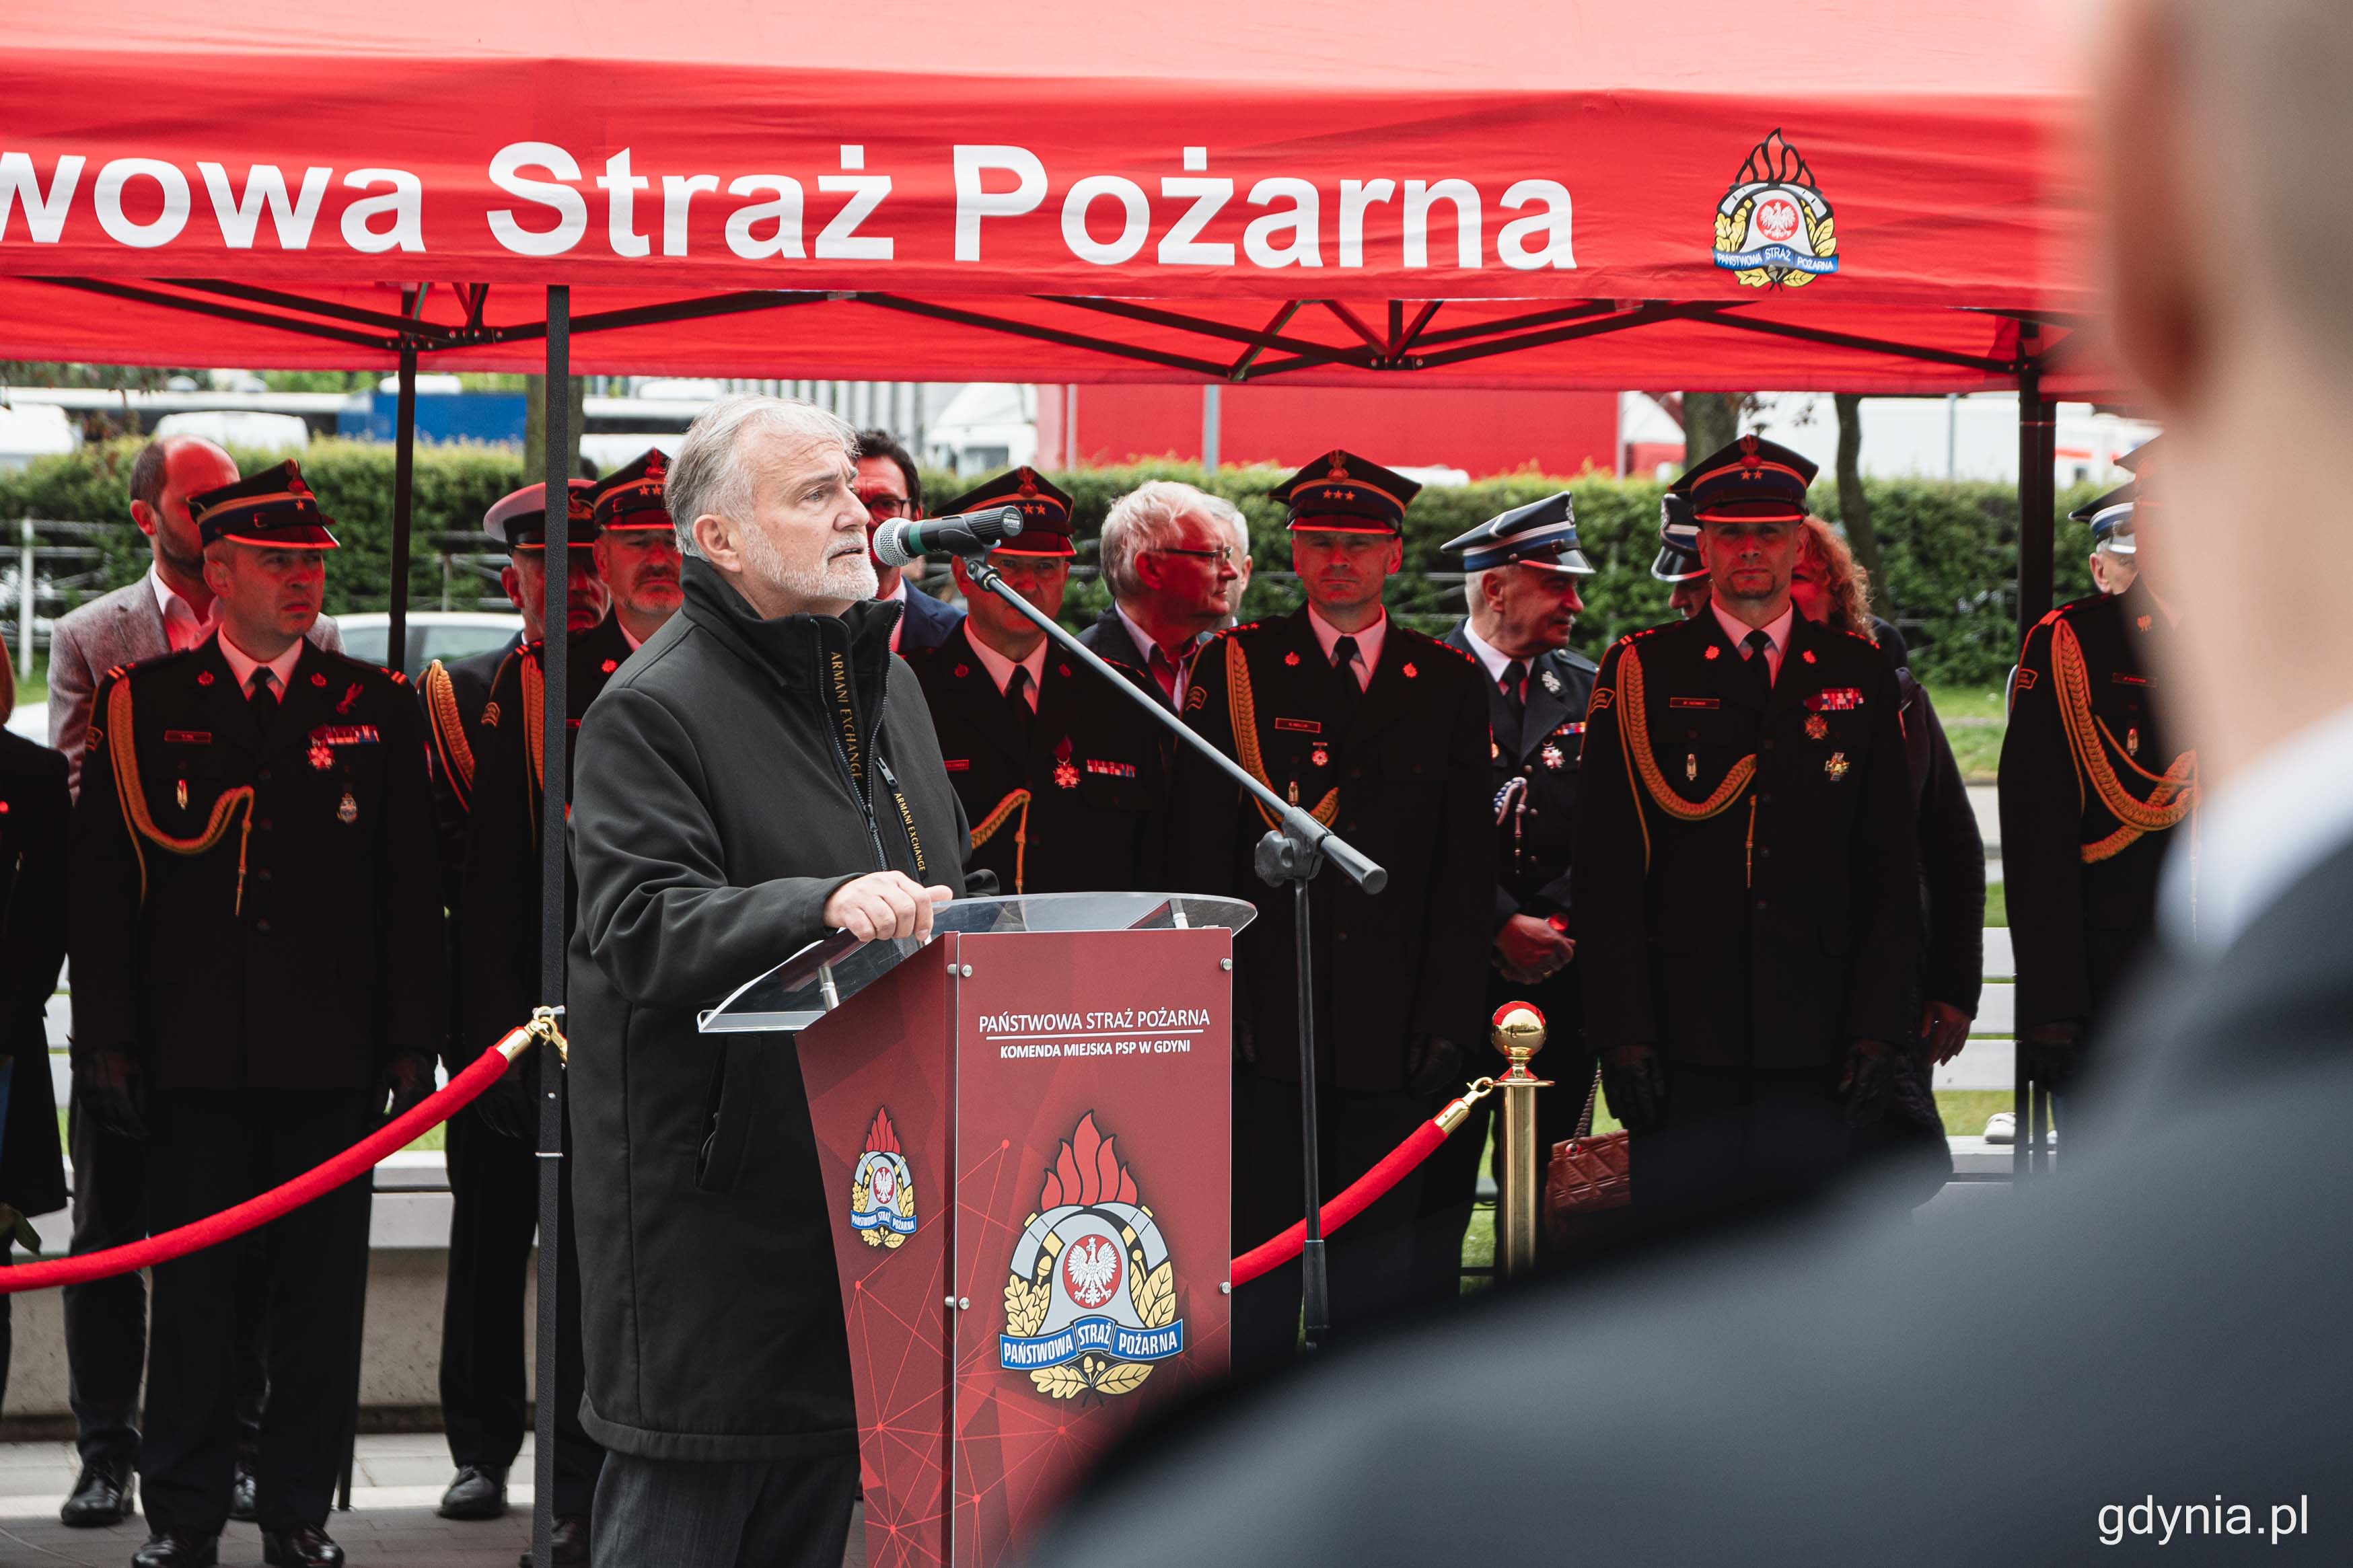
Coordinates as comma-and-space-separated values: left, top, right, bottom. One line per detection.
43, 436, 332, 1528
1025, 6, 2353, 1563
48, 438, 341, 800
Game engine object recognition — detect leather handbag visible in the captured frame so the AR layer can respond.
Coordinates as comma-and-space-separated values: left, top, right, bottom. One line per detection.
1544, 1065, 1630, 1248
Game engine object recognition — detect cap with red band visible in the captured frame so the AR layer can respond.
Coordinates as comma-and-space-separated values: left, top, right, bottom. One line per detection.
189, 459, 338, 550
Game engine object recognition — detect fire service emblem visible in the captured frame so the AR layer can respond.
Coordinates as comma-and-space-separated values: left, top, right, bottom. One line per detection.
1713, 129, 1838, 289
999, 1113, 1184, 1401
848, 1108, 918, 1249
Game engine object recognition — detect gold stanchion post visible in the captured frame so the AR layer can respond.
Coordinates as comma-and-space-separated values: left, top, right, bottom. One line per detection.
1489, 1004, 1553, 1278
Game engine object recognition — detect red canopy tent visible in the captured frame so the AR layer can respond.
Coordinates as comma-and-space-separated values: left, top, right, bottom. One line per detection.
5, 1, 2111, 1546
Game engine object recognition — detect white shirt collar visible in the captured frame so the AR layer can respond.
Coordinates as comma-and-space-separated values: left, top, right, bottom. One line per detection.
1710, 600, 1796, 679
1458, 622, 1523, 687
1115, 602, 1188, 669
149, 566, 214, 650
966, 629, 1048, 709
215, 628, 305, 697
1305, 604, 1387, 688
619, 618, 645, 652
2161, 701, 2353, 953
881, 574, 910, 652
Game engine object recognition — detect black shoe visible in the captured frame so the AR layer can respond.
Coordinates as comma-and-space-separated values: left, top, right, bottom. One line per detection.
438, 1464, 509, 1520
227, 1457, 258, 1523
132, 1532, 219, 1568
519, 1515, 590, 1567
261, 1525, 346, 1568
62, 1461, 135, 1527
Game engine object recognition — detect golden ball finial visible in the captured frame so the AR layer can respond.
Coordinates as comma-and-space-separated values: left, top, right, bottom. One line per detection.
1490, 1002, 1547, 1074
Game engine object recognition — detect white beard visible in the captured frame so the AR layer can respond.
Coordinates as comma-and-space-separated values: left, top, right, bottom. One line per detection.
740, 525, 879, 607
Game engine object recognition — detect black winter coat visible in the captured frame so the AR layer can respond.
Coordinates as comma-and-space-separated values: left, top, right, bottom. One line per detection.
1572, 610, 1918, 1072
567, 559, 970, 1461
0, 732, 69, 1218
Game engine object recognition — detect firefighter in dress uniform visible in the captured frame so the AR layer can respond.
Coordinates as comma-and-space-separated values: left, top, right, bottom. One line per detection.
423, 476, 609, 1532
69, 460, 442, 1568
1998, 437, 2192, 1100
906, 468, 1167, 895
451, 452, 679, 1562
1171, 449, 1491, 1374
1411, 493, 1602, 1299
1572, 437, 1918, 1233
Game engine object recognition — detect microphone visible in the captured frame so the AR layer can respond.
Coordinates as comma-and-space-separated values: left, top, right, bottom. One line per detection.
872, 505, 1025, 566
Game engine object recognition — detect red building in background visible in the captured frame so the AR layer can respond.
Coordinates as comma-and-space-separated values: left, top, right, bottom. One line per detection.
1033, 383, 1620, 478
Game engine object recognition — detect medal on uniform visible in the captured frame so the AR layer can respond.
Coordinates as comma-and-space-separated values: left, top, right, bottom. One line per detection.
2126, 726, 2140, 757
310, 740, 334, 770
1052, 737, 1080, 790
1824, 751, 1850, 782
1805, 713, 1830, 741
176, 778, 188, 810
1686, 752, 1698, 782
1490, 739, 1500, 761
1542, 742, 1565, 771
337, 789, 359, 823
1540, 669, 1562, 696
1311, 743, 1329, 768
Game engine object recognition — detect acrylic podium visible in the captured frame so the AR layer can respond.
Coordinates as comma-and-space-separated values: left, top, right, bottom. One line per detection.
700, 893, 1254, 1568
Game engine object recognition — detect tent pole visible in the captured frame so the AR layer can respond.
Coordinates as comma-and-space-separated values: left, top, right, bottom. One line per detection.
2013, 338, 2054, 1182
1201, 384, 1221, 472
389, 302, 419, 674
533, 283, 572, 1568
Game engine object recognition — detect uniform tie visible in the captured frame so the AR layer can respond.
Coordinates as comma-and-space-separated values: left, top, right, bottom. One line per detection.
1741, 628, 1775, 692
1004, 665, 1037, 741
1330, 635, 1365, 702
1500, 658, 1528, 722
246, 667, 279, 729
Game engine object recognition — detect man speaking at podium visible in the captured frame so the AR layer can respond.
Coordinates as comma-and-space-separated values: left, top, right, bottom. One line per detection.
567, 396, 966, 1567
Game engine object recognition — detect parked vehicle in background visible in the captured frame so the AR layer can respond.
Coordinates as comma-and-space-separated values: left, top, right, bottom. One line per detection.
337, 610, 522, 681
151, 409, 312, 451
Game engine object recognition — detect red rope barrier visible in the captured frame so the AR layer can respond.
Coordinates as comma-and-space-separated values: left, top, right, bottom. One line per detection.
1, 1027, 538, 1295
1230, 1117, 1454, 1287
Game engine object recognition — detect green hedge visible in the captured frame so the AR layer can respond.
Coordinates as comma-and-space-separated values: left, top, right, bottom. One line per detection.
10, 442, 2099, 686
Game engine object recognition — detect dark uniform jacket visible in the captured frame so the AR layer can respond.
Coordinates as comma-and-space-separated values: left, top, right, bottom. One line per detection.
908, 624, 1167, 895
1998, 580, 2189, 1035
1078, 605, 1184, 708
1171, 607, 1491, 1091
0, 732, 69, 1218
419, 632, 522, 902
456, 615, 632, 1068
1573, 610, 1918, 1072
896, 578, 964, 655
567, 560, 972, 1461
1896, 669, 1986, 1017
68, 636, 444, 1091
1446, 622, 1598, 1044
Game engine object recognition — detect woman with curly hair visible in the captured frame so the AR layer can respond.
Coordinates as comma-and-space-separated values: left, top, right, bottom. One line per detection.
1790, 520, 1985, 1193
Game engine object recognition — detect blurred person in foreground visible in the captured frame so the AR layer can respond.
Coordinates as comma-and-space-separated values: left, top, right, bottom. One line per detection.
567, 396, 969, 1566
1021, 3, 2353, 1561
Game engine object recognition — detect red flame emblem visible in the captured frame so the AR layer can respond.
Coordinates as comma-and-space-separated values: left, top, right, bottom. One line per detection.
864, 1106, 902, 1156
1038, 1113, 1138, 1210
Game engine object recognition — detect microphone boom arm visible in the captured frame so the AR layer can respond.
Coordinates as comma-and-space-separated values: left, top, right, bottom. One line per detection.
959, 556, 1389, 895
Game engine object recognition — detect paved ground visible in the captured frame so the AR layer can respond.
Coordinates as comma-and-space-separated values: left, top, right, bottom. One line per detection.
0, 1438, 869, 1567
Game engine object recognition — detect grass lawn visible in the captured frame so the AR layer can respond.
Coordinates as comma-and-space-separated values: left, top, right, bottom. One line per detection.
1984, 881, 2007, 926
1927, 681, 2006, 783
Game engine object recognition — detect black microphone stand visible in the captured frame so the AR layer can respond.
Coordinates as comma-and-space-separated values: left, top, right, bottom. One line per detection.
959, 554, 1385, 1353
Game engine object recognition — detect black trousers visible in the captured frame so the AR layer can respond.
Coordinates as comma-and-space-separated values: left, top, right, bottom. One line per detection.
439, 1105, 605, 1515
590, 1449, 857, 1568
1630, 1064, 1851, 1232
63, 1086, 267, 1474
1229, 1072, 1428, 1378
139, 1090, 373, 1538
1407, 1026, 1596, 1308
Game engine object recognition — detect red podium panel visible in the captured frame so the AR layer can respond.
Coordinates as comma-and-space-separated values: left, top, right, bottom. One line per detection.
797, 925, 1233, 1568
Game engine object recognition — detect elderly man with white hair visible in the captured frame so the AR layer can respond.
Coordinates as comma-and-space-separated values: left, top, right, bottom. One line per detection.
1079, 479, 1241, 706
565, 396, 969, 1566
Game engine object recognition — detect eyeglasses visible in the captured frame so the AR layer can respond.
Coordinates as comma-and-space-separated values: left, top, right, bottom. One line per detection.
857, 494, 913, 518
1149, 545, 1238, 566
